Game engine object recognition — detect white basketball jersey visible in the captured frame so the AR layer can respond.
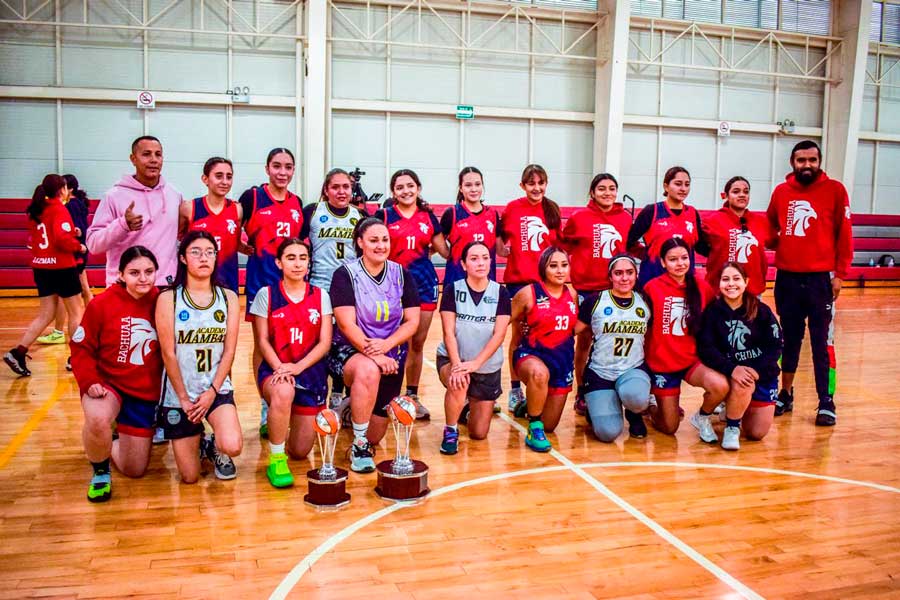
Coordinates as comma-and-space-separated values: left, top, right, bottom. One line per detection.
587, 290, 650, 381
309, 202, 364, 291
162, 286, 232, 407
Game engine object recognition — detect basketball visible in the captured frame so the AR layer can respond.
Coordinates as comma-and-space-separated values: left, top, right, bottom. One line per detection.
389, 396, 416, 426
313, 409, 340, 436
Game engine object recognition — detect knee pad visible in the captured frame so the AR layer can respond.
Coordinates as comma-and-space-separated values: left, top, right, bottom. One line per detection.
585, 389, 623, 442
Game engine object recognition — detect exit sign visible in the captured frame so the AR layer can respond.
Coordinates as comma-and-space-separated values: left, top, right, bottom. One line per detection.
456, 105, 474, 119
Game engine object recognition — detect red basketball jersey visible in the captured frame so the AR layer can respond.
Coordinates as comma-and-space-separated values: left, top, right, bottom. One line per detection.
522, 283, 577, 350
266, 282, 324, 363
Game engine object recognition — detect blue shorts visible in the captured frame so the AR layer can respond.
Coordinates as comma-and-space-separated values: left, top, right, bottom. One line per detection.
650, 363, 702, 397
751, 378, 779, 406
259, 359, 328, 415
514, 342, 574, 395
105, 387, 157, 438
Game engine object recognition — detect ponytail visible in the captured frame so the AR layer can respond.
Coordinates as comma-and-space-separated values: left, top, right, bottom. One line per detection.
27, 174, 66, 222
520, 164, 560, 230
63, 174, 89, 210
683, 269, 703, 337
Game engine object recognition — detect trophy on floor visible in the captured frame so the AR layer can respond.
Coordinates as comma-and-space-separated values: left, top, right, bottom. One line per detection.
375, 396, 430, 502
305, 408, 351, 509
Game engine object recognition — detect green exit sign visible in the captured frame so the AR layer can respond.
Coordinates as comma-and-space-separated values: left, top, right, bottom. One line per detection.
456, 105, 474, 119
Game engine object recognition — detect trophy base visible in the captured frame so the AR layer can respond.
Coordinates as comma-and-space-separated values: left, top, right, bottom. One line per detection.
304, 468, 351, 510
374, 459, 430, 502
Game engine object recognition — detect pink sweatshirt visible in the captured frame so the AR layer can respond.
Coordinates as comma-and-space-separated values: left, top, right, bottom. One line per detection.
87, 174, 182, 286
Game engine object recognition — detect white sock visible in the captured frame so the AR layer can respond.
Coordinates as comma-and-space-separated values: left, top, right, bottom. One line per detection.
447, 424, 458, 432
53, 329, 64, 335
269, 442, 285, 455
352, 421, 368, 443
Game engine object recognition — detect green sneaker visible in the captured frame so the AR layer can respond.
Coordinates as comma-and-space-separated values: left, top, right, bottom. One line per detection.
87, 472, 112, 503
37, 330, 65, 345
266, 453, 294, 488
525, 420, 551, 453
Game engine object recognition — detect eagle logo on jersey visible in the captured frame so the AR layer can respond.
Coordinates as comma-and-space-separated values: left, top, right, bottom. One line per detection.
418, 222, 430, 235
655, 375, 667, 389
771, 322, 780, 338
686, 221, 694, 234
595, 224, 622, 259
291, 209, 300, 223
668, 297, 687, 336
568, 301, 577, 315
226, 219, 237, 235
308, 308, 320, 325
786, 200, 817, 236
726, 320, 751, 350
522, 216, 549, 251
734, 230, 759, 263
486, 220, 494, 233
119, 317, 158, 366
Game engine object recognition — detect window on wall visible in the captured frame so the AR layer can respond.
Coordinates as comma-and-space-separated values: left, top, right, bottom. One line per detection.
631, 0, 832, 35
871, 2, 900, 43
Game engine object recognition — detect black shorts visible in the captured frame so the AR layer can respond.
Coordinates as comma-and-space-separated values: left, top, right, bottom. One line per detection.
33, 267, 81, 298
158, 391, 235, 440
328, 344, 406, 418
436, 355, 502, 402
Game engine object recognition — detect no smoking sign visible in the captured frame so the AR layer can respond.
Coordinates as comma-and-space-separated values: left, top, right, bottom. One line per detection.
137, 91, 156, 110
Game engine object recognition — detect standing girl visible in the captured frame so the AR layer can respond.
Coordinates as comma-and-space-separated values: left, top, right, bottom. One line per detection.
329, 218, 420, 473
574, 255, 651, 442
374, 169, 449, 420
500, 164, 563, 412
180, 157, 243, 293
697, 262, 782, 450
628, 166, 708, 288
643, 237, 727, 434
251, 238, 332, 488
702, 176, 774, 297
562, 173, 634, 415
71, 246, 162, 502
436, 241, 511, 455
511, 246, 577, 452
156, 231, 242, 483
5, 174, 86, 377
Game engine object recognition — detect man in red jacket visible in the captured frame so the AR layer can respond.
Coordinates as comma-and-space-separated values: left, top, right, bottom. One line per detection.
767, 140, 853, 426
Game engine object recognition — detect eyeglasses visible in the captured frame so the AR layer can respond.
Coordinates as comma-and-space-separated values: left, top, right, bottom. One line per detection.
739, 216, 748, 233
187, 248, 217, 259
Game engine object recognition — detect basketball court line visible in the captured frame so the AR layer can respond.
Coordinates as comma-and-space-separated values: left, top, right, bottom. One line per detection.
0, 377, 69, 469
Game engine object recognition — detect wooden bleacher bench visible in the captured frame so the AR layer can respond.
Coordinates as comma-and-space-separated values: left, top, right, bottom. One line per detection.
2, 199, 898, 294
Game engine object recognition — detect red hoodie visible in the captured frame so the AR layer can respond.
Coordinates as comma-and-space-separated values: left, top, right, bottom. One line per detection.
562, 202, 633, 291
643, 273, 715, 373
702, 205, 775, 296
500, 196, 561, 284
29, 198, 83, 269
69, 285, 162, 401
766, 171, 853, 279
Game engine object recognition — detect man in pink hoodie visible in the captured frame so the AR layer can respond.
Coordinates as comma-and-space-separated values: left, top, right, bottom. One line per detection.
87, 136, 182, 286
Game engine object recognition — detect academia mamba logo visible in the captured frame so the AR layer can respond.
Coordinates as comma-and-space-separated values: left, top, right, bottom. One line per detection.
786, 200, 817, 237
726, 320, 752, 351
592, 223, 622, 259
521, 216, 549, 251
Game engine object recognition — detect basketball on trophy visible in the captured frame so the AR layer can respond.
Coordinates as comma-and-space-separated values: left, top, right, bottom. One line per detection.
389, 396, 416, 426
313, 409, 341, 436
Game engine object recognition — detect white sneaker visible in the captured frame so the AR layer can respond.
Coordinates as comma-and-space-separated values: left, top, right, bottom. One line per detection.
329, 391, 344, 410
721, 426, 740, 451
690, 411, 718, 443
152, 428, 166, 444
508, 388, 525, 411
713, 401, 725, 415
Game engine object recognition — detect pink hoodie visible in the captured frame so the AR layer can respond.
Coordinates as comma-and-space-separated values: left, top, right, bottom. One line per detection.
87, 174, 182, 286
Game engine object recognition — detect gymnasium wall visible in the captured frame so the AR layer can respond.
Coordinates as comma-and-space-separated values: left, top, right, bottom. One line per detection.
1, 0, 898, 214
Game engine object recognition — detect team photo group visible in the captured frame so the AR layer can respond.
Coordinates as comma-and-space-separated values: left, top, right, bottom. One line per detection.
4, 134, 852, 504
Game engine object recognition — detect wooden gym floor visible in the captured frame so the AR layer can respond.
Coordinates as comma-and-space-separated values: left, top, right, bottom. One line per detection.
0, 289, 899, 599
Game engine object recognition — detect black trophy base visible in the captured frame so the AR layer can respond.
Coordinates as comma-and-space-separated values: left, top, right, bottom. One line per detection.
374, 459, 430, 502
304, 468, 351, 510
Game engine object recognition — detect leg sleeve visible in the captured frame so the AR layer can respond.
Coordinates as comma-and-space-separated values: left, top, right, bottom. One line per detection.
807, 274, 835, 399
616, 368, 652, 413
585, 389, 624, 443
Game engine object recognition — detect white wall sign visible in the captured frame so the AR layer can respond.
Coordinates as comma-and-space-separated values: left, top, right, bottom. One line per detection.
137, 91, 155, 110
717, 121, 731, 137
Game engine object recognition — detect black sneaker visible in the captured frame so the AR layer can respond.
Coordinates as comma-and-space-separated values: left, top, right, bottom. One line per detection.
65, 356, 72, 372
4, 349, 30, 377
202, 434, 236, 480
815, 397, 836, 427
625, 409, 647, 439
774, 388, 793, 416
458, 402, 470, 425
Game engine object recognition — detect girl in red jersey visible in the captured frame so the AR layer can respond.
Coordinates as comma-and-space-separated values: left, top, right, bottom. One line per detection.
70, 246, 162, 502
374, 170, 449, 420
511, 246, 577, 452
251, 238, 332, 488
4, 175, 87, 377
500, 164, 563, 412
441, 167, 505, 285
562, 173, 635, 416
628, 166, 708, 288
702, 176, 775, 297
179, 157, 243, 293
643, 237, 727, 435
697, 262, 783, 450
238, 148, 303, 437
